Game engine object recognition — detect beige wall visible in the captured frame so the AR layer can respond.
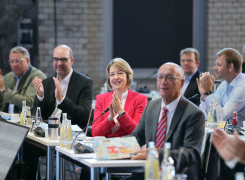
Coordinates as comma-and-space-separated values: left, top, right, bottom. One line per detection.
206, 0, 245, 75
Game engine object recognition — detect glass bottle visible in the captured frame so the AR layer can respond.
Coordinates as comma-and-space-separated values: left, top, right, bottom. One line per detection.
161, 143, 175, 180
207, 103, 213, 123
35, 107, 42, 127
152, 91, 156, 100
235, 172, 244, 180
26, 106, 32, 125
65, 120, 73, 149
60, 113, 67, 148
232, 111, 238, 126
20, 101, 26, 125
145, 141, 159, 180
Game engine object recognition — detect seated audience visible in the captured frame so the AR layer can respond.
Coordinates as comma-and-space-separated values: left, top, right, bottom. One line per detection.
0, 46, 46, 113
198, 48, 245, 127
127, 63, 205, 180
92, 58, 148, 137
180, 48, 201, 106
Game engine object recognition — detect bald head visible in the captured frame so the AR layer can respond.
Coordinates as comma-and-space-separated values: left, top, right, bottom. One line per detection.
54, 45, 73, 58
159, 62, 184, 78
53, 45, 74, 80
157, 62, 185, 105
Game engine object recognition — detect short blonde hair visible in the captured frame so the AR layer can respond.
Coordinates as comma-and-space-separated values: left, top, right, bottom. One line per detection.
216, 48, 243, 73
106, 58, 133, 89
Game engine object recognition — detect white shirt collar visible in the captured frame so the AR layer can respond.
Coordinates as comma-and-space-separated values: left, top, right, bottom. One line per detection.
161, 94, 182, 112
57, 68, 73, 84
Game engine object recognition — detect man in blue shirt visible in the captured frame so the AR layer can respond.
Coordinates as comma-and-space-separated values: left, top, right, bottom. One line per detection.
198, 48, 245, 127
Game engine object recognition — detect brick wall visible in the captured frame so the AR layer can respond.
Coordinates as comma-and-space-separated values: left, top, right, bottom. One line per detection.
38, 0, 104, 97
206, 0, 245, 75
37, 0, 245, 96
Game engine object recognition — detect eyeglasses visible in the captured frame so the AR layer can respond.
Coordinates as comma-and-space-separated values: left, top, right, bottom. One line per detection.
8, 59, 25, 65
180, 59, 194, 63
52, 57, 70, 63
155, 75, 183, 83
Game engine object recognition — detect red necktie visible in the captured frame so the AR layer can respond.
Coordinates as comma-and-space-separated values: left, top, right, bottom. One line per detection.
156, 107, 168, 148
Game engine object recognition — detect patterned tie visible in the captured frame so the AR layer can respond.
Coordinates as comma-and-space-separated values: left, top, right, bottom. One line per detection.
156, 107, 168, 148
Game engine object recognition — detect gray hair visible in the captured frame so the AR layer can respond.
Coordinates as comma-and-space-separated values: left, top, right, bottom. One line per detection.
10, 46, 30, 59
180, 48, 200, 62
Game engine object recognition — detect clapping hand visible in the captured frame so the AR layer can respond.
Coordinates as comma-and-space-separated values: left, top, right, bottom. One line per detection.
111, 92, 125, 115
53, 77, 63, 102
0, 69, 5, 91
196, 72, 215, 100
32, 76, 44, 97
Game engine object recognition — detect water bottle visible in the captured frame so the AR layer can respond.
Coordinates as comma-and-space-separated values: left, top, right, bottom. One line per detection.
161, 143, 175, 180
20, 101, 26, 125
145, 141, 159, 180
60, 113, 67, 148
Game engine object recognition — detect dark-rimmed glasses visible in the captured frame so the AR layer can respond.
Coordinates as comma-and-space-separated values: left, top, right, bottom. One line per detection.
52, 57, 70, 63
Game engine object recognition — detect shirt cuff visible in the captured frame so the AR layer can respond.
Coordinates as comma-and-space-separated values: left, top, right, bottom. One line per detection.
58, 96, 65, 105
36, 93, 44, 102
225, 157, 239, 169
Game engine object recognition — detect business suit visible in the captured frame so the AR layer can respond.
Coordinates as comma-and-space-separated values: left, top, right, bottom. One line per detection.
183, 70, 201, 106
0, 66, 46, 113
132, 96, 205, 180
92, 89, 148, 137
33, 70, 93, 129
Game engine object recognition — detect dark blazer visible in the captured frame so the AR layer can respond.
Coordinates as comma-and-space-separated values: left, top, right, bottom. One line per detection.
33, 71, 93, 129
132, 96, 205, 180
183, 70, 201, 106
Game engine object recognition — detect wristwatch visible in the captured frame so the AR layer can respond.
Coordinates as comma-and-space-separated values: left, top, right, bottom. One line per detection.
204, 91, 213, 95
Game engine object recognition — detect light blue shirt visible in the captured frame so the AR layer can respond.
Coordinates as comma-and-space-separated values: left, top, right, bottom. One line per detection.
199, 72, 245, 127
182, 69, 198, 95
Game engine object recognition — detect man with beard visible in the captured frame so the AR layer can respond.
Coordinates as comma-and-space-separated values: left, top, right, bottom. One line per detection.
24, 45, 93, 180
32, 44, 93, 128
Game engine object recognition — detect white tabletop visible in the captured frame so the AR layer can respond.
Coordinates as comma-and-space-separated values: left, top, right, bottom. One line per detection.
79, 158, 146, 168
27, 132, 60, 146
56, 146, 95, 158
56, 146, 145, 168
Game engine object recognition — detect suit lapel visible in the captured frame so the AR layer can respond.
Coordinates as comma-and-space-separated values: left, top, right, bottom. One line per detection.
184, 70, 200, 98
166, 96, 186, 142
49, 75, 56, 109
66, 71, 76, 99
152, 99, 162, 142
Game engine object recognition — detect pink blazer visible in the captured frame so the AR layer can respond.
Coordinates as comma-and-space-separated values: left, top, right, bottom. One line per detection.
91, 89, 148, 138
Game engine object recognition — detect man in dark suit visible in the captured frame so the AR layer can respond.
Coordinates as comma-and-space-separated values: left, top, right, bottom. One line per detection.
180, 48, 201, 106
128, 63, 205, 180
24, 45, 93, 180
32, 45, 93, 129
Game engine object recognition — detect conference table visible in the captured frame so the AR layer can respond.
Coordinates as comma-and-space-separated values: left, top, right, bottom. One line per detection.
55, 146, 145, 180
25, 132, 60, 180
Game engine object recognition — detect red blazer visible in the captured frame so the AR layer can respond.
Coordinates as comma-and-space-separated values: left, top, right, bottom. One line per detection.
91, 89, 148, 138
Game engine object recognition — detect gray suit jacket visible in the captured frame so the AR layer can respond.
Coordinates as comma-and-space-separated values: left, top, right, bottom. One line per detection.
132, 96, 205, 180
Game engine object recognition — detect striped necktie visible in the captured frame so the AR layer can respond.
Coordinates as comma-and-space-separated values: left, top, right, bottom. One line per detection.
156, 106, 168, 148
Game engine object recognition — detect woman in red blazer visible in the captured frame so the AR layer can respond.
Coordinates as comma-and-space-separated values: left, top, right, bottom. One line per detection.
92, 58, 148, 137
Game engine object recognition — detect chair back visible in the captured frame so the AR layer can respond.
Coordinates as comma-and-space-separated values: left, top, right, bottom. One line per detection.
200, 130, 212, 179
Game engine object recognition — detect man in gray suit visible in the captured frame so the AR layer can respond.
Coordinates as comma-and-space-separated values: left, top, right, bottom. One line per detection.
129, 63, 205, 180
